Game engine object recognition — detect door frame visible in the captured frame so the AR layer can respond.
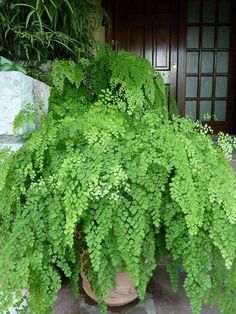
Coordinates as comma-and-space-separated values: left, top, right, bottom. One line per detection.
230, 0, 236, 134
177, 0, 236, 133
176, 0, 187, 117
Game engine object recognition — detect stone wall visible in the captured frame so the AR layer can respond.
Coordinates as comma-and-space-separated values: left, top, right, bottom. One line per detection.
0, 71, 51, 151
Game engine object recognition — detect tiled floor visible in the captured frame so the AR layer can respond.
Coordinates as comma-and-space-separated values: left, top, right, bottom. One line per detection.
53, 266, 220, 314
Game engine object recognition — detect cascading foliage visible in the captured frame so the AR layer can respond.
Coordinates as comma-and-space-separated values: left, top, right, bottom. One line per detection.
0, 50, 236, 314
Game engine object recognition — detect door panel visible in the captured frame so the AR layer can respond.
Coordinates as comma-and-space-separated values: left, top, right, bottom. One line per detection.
104, 0, 177, 97
153, 23, 171, 69
128, 24, 145, 57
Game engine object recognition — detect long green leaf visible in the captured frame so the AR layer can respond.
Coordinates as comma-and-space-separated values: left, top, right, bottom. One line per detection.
35, 0, 41, 11
13, 3, 35, 10
43, 4, 52, 23
25, 10, 35, 28
36, 11, 43, 34
53, 39, 75, 54
10, 12, 21, 24
63, 0, 73, 14
48, 0, 57, 9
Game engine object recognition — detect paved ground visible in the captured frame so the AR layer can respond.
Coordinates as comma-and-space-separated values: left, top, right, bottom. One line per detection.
53, 266, 219, 314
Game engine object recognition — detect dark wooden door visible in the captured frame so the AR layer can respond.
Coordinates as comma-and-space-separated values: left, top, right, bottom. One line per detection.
104, 0, 178, 100
178, 0, 236, 133
103, 0, 236, 133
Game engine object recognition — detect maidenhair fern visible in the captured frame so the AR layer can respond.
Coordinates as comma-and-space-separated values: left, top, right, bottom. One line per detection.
0, 51, 236, 314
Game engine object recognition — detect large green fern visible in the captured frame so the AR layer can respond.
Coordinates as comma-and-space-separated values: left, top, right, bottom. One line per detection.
0, 51, 236, 314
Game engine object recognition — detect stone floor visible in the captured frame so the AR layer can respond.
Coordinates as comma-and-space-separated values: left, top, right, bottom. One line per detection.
53, 266, 219, 314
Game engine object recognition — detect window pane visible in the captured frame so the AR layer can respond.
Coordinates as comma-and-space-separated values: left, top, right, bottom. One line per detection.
218, 26, 230, 48
200, 101, 212, 120
215, 77, 228, 97
218, 0, 230, 23
187, 27, 199, 48
185, 101, 197, 120
187, 52, 199, 73
214, 100, 226, 121
186, 77, 198, 97
188, 0, 200, 23
216, 52, 229, 73
203, 0, 215, 23
202, 27, 215, 48
201, 52, 214, 73
200, 77, 212, 97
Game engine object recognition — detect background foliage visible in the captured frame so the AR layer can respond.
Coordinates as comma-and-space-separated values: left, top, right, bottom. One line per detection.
0, 50, 236, 314
0, 0, 107, 62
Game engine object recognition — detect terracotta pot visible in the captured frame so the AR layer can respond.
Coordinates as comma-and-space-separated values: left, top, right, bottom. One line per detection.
81, 271, 138, 307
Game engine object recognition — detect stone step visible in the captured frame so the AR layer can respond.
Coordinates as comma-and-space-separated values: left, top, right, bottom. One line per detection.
232, 150, 236, 160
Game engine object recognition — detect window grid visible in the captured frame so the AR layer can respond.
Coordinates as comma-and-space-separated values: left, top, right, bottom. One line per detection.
185, 0, 230, 121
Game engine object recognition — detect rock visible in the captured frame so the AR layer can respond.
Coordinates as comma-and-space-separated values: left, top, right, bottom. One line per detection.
0, 71, 51, 152
0, 71, 34, 135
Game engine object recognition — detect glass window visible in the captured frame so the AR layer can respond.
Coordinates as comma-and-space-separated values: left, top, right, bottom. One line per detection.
214, 100, 226, 121
200, 101, 212, 120
185, 101, 197, 120
186, 77, 198, 97
201, 52, 214, 73
200, 76, 212, 97
215, 77, 228, 97
216, 52, 229, 73
187, 27, 199, 48
202, 27, 215, 48
203, 0, 215, 23
218, 0, 230, 23
218, 26, 230, 48
187, 52, 199, 73
188, 0, 200, 23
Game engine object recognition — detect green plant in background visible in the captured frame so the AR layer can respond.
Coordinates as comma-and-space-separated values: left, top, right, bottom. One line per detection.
0, 56, 53, 85
0, 51, 236, 314
0, 56, 27, 73
0, 0, 108, 62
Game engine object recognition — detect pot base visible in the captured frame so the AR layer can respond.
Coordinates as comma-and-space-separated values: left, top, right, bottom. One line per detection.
81, 271, 138, 307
